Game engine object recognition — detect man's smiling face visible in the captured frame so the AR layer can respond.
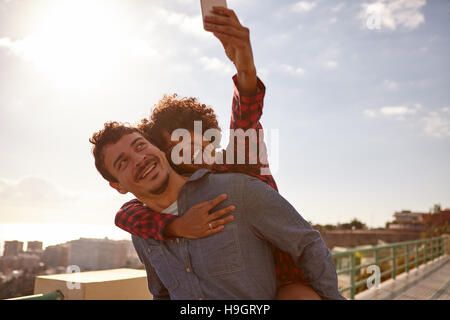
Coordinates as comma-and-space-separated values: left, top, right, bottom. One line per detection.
103, 132, 171, 197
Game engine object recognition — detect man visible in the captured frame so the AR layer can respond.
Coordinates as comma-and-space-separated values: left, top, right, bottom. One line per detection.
112, 7, 322, 299
90, 119, 343, 299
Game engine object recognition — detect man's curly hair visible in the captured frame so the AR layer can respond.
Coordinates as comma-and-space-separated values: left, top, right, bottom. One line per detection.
139, 94, 221, 153
89, 121, 141, 183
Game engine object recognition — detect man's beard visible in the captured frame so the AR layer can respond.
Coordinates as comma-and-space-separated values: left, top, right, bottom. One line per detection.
148, 171, 170, 195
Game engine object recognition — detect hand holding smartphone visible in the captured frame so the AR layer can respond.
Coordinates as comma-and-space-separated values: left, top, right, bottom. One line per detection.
201, 0, 227, 20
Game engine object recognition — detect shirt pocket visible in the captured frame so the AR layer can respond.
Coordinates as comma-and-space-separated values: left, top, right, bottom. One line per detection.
198, 224, 245, 276
146, 245, 179, 292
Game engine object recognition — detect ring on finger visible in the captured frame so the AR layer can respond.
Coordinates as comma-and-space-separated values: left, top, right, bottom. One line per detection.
209, 223, 213, 230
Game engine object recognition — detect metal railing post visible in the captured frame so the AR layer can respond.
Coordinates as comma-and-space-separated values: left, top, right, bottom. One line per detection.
392, 246, 397, 280
415, 242, 419, 269
406, 244, 409, 273
350, 253, 355, 300
431, 239, 434, 261
424, 240, 427, 264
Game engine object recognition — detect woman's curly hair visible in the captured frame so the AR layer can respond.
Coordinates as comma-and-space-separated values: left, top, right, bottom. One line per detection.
139, 94, 221, 153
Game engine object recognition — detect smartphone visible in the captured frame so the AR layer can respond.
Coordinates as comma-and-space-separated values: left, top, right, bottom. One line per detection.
200, 0, 228, 19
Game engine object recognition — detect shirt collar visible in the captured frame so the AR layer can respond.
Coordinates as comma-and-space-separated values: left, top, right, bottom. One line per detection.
185, 168, 212, 183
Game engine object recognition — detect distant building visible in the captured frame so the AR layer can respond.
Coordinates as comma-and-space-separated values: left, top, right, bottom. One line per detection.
3, 241, 24, 256
0, 253, 41, 273
42, 244, 69, 268
421, 208, 450, 226
68, 238, 140, 271
27, 241, 43, 253
393, 210, 424, 224
388, 210, 426, 232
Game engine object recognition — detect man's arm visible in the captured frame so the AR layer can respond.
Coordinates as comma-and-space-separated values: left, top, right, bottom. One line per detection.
242, 176, 345, 300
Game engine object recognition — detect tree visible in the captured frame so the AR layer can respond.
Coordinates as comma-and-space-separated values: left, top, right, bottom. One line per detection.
431, 204, 441, 214
338, 218, 367, 230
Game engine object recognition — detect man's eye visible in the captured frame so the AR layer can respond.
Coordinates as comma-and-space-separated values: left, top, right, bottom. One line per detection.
137, 142, 146, 151
118, 159, 127, 169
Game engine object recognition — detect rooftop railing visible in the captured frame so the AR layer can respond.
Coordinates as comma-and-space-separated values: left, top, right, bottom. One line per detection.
7, 291, 64, 300
332, 236, 447, 299
4, 236, 448, 300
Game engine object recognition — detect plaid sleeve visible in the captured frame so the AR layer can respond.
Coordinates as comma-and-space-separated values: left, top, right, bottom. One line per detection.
230, 74, 265, 130
115, 199, 177, 241
224, 74, 278, 190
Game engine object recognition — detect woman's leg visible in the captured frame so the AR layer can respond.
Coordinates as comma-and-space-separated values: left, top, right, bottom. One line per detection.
276, 282, 322, 300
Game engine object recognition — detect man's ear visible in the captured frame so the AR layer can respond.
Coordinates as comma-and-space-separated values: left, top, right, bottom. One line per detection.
109, 181, 128, 194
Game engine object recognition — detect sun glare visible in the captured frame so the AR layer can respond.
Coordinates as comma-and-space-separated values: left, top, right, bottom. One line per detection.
21, 0, 131, 89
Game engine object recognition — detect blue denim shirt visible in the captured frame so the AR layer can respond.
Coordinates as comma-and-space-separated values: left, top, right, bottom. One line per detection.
132, 169, 344, 300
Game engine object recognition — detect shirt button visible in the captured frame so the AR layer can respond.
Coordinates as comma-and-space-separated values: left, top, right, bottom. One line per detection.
186, 267, 191, 273
147, 248, 151, 254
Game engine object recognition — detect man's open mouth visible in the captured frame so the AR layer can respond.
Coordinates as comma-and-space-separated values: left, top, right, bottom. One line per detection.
136, 158, 158, 182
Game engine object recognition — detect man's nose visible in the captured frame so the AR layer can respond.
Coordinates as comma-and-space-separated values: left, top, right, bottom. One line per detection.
133, 154, 146, 168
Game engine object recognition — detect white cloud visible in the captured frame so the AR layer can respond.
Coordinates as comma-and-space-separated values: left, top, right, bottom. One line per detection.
198, 56, 233, 75
0, 176, 76, 205
380, 106, 413, 116
363, 103, 422, 119
127, 38, 161, 59
380, 104, 422, 118
0, 37, 12, 49
363, 109, 378, 118
359, 0, 427, 31
328, 16, 338, 24
257, 67, 271, 80
422, 110, 450, 138
383, 79, 399, 91
323, 60, 339, 69
331, 3, 345, 12
363, 104, 450, 138
0, 37, 30, 59
291, 1, 317, 13
280, 64, 305, 76
154, 7, 208, 39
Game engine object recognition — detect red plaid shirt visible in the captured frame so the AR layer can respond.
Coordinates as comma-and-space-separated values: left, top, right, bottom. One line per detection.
115, 75, 305, 286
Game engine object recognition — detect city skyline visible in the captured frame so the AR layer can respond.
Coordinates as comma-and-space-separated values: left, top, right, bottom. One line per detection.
2, 204, 448, 256
0, 0, 449, 233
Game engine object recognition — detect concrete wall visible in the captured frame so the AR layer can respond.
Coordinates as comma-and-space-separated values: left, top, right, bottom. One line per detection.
320, 230, 424, 249
34, 268, 152, 300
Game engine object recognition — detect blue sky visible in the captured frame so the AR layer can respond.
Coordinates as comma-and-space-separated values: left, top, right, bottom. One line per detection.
0, 0, 449, 243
